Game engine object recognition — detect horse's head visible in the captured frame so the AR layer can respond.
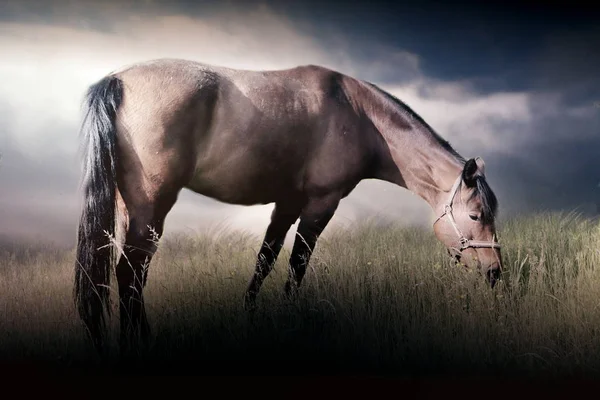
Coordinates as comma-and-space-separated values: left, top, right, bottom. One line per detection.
433, 157, 502, 287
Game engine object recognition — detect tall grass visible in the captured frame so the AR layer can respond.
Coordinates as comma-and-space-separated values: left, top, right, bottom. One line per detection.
1, 211, 599, 377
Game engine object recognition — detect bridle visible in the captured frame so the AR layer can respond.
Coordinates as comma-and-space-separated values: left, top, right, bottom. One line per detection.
433, 174, 501, 256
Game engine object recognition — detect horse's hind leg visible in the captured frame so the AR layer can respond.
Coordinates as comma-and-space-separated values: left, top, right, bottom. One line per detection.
116, 192, 178, 352
244, 201, 303, 310
284, 193, 341, 297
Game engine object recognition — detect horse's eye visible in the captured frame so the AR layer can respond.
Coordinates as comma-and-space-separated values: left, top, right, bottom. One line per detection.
469, 214, 479, 221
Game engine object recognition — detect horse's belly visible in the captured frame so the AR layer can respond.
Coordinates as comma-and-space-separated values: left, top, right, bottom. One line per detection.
185, 117, 311, 205
185, 162, 297, 206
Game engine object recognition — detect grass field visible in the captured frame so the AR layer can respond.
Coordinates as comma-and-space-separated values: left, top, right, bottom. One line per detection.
1, 211, 600, 379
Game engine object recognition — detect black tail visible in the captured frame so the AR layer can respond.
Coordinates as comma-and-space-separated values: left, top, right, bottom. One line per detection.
74, 74, 123, 351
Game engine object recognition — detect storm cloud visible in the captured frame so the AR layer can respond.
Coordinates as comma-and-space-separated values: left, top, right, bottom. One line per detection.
0, 0, 598, 248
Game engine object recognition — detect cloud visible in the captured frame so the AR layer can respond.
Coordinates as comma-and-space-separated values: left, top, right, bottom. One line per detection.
1, 3, 597, 250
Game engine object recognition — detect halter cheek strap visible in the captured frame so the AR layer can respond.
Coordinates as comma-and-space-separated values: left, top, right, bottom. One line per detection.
434, 175, 501, 252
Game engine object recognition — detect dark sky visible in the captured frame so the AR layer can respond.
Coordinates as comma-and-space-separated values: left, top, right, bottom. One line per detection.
0, 0, 599, 246
3, 0, 598, 82
5, 0, 597, 86
3, 0, 598, 102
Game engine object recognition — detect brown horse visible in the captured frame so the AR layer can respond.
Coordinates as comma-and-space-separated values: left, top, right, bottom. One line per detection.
74, 58, 502, 353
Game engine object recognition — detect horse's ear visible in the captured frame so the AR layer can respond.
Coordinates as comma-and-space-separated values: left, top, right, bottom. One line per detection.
474, 156, 486, 174
462, 157, 485, 186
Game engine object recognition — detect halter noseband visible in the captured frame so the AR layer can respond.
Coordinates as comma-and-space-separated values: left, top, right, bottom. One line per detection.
434, 174, 501, 254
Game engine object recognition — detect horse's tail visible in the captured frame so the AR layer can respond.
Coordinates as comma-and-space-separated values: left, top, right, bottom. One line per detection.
74, 74, 123, 350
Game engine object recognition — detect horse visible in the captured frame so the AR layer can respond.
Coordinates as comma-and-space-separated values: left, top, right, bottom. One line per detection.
74, 58, 502, 353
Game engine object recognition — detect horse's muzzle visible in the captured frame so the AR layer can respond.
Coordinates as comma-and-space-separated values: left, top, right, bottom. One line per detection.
486, 262, 501, 288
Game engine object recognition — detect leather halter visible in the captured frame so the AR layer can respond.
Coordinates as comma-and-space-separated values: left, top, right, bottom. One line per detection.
433, 174, 501, 255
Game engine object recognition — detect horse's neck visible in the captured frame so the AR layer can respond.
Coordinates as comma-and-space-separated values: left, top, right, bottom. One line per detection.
353, 80, 464, 211
393, 140, 464, 211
